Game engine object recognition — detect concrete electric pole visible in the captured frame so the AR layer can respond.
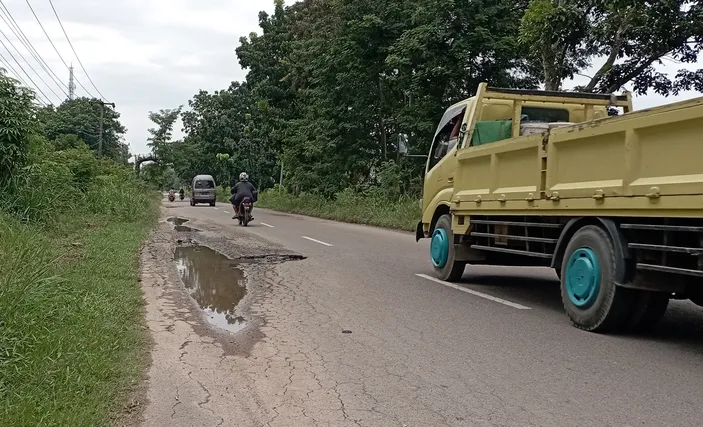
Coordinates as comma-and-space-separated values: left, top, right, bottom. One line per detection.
97, 101, 116, 156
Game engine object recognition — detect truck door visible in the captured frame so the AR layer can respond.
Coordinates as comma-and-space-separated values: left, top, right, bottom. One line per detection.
422, 105, 466, 217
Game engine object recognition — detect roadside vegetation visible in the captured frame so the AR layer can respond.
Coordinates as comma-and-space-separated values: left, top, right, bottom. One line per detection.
0, 71, 157, 426
142, 0, 701, 227
258, 188, 420, 231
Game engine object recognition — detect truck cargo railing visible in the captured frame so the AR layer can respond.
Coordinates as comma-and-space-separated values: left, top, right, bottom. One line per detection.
460, 83, 633, 148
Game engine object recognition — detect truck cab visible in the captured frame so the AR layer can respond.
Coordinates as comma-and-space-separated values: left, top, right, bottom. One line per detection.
419, 86, 613, 242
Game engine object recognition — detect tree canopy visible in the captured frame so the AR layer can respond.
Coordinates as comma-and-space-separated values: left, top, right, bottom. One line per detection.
38, 97, 129, 162
150, 0, 703, 197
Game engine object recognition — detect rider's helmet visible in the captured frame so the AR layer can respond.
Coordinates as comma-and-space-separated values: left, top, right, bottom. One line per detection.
239, 172, 249, 181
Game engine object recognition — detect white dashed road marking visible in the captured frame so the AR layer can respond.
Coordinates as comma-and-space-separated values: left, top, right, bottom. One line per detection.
260, 222, 275, 228
415, 274, 531, 310
302, 236, 334, 247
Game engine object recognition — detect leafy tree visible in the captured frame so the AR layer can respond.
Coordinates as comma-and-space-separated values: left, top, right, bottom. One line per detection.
172, 0, 702, 201
40, 97, 127, 160
520, 0, 703, 94
147, 107, 182, 162
0, 72, 36, 186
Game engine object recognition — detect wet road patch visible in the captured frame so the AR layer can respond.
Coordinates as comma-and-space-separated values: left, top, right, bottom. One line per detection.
167, 217, 200, 233
175, 246, 247, 333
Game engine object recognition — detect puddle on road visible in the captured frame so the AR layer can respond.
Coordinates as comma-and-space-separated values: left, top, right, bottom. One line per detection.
174, 246, 247, 333
167, 217, 200, 232
167, 217, 188, 226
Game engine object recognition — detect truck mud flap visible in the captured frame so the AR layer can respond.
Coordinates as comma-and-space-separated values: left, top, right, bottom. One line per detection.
415, 221, 425, 242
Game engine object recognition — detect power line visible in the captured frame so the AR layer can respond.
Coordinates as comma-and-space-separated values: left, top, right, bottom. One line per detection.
0, 24, 62, 102
0, 34, 55, 104
21, 0, 98, 99
0, 2, 67, 97
46, 0, 108, 101
0, 52, 49, 105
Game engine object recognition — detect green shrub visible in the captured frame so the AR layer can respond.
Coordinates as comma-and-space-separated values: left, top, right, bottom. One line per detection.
53, 146, 100, 191
85, 174, 158, 223
1, 160, 81, 223
257, 187, 421, 231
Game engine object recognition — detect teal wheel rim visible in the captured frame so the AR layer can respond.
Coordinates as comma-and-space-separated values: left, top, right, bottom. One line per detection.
430, 228, 449, 268
565, 248, 601, 308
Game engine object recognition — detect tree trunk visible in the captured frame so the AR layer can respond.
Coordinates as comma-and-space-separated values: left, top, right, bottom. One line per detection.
378, 77, 387, 160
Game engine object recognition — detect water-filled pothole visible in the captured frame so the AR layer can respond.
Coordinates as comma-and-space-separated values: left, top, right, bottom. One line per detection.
174, 246, 247, 333
167, 217, 188, 226
167, 217, 200, 232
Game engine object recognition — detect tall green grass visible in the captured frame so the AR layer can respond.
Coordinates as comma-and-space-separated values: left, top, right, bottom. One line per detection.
257, 187, 421, 231
0, 210, 156, 426
0, 146, 159, 425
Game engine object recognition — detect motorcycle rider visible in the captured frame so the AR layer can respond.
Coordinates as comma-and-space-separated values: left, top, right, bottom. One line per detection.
179, 187, 185, 200
230, 172, 257, 220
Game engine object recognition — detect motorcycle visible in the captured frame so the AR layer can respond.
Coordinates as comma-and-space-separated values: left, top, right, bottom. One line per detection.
236, 197, 253, 226
179, 192, 185, 201
168, 190, 175, 202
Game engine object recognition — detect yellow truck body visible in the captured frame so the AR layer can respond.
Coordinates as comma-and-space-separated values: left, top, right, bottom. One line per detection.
418, 83, 703, 333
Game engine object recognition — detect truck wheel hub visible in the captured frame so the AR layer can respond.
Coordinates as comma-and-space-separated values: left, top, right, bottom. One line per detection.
565, 248, 601, 308
431, 228, 449, 268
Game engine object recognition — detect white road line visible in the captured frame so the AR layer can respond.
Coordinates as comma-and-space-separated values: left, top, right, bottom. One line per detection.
415, 274, 531, 310
260, 222, 275, 228
302, 236, 334, 247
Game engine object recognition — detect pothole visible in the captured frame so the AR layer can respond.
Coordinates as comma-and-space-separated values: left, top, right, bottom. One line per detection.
233, 254, 306, 264
167, 217, 200, 232
174, 246, 247, 333
167, 217, 188, 226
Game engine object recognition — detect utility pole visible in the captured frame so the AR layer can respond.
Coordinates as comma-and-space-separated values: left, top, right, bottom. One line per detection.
279, 160, 283, 192
97, 101, 116, 156
68, 65, 75, 100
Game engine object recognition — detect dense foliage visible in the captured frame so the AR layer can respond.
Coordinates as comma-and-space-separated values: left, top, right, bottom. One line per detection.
0, 70, 157, 425
150, 0, 701, 202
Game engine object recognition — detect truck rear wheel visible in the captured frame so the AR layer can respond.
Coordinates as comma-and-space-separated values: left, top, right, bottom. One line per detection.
431, 215, 466, 282
560, 225, 632, 332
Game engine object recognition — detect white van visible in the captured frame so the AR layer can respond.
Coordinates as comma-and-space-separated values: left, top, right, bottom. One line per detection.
190, 175, 217, 206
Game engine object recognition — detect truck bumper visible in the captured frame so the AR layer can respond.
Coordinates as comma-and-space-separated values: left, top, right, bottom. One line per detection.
415, 221, 427, 242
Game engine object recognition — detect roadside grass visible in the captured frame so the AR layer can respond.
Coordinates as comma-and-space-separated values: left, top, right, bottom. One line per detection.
257, 188, 421, 231
0, 205, 157, 426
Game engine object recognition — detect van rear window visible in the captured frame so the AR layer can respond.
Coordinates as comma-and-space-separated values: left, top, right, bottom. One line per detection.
195, 180, 214, 189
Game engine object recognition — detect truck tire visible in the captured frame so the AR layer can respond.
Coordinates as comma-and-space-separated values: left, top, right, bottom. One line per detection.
560, 225, 633, 332
626, 291, 669, 333
431, 215, 466, 282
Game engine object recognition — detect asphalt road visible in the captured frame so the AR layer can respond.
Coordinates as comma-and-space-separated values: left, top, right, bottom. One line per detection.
158, 202, 703, 426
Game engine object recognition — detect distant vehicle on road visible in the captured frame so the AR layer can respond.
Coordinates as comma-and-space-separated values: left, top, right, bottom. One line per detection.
190, 175, 217, 207
417, 82, 703, 334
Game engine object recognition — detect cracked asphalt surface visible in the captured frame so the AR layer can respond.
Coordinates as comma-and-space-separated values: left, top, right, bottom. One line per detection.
139, 202, 703, 426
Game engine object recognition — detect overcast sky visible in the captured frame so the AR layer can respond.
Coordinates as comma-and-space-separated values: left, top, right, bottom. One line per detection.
2, 0, 700, 157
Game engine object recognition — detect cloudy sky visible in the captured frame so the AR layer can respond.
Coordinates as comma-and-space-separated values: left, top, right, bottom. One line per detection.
2, 0, 700, 157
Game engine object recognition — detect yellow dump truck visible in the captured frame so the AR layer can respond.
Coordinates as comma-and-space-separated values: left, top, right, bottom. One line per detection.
416, 83, 703, 333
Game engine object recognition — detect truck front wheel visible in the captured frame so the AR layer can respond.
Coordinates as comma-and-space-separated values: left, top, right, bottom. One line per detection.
431, 215, 466, 282
560, 225, 633, 332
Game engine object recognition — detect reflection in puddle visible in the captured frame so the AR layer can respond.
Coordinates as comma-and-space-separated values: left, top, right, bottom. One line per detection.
168, 217, 200, 232
167, 217, 189, 226
174, 246, 247, 332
